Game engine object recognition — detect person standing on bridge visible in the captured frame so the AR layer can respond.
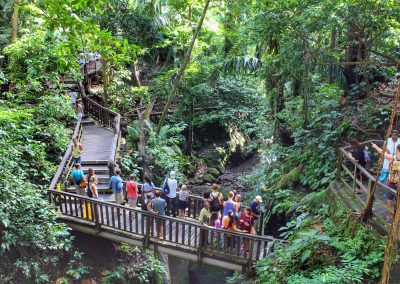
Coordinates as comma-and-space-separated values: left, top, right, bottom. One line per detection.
71, 138, 83, 165
372, 142, 400, 222
126, 175, 138, 208
223, 191, 235, 217
109, 169, 124, 205
249, 195, 262, 231
164, 171, 178, 217
151, 190, 167, 239
210, 184, 223, 225
72, 163, 85, 196
177, 184, 189, 219
142, 176, 155, 204
198, 201, 211, 247
380, 130, 400, 182
348, 139, 366, 195
86, 168, 98, 196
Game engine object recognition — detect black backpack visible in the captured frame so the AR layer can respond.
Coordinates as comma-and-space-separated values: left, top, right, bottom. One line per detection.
210, 193, 222, 212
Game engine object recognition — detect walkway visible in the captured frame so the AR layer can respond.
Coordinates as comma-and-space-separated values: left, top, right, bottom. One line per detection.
47, 72, 285, 272
48, 189, 281, 272
81, 121, 114, 162
334, 140, 393, 234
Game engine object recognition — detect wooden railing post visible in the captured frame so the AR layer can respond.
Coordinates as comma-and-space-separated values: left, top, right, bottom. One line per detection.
143, 215, 151, 248
257, 211, 265, 235
197, 226, 205, 263
93, 202, 101, 232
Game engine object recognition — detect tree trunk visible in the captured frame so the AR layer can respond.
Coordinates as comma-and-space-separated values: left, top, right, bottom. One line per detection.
138, 100, 155, 179
328, 28, 337, 84
183, 101, 194, 155
11, 0, 21, 44
131, 60, 141, 87
156, 0, 211, 134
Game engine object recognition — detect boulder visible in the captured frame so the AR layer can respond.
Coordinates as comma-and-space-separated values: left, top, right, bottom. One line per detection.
205, 167, 220, 177
203, 173, 216, 183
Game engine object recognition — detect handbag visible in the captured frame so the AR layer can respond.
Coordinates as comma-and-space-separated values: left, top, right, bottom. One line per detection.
79, 180, 87, 189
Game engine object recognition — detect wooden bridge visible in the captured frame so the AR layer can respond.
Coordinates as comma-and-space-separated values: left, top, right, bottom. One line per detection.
334, 140, 395, 234
48, 67, 286, 272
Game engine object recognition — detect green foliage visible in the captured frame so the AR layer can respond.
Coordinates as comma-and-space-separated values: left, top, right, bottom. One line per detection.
256, 200, 385, 284
102, 245, 164, 284
0, 93, 76, 283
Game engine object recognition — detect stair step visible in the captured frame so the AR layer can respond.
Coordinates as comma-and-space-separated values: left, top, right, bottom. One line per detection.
81, 165, 109, 173
72, 118, 95, 125
81, 160, 109, 165
67, 183, 111, 192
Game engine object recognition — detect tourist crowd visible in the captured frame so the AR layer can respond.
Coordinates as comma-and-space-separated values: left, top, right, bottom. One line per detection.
70, 142, 263, 246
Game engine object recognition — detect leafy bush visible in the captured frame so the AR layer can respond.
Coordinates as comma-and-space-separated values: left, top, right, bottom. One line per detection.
0, 94, 77, 283
255, 196, 384, 284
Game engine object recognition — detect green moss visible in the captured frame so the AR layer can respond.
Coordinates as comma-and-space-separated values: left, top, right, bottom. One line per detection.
203, 173, 216, 183
277, 167, 302, 189
206, 167, 220, 177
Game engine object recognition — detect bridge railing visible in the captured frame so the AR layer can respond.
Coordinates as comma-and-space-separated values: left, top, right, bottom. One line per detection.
48, 189, 284, 267
337, 139, 395, 217
48, 119, 83, 190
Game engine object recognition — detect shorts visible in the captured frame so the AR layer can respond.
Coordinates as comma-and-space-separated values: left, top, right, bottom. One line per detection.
177, 199, 187, 210
386, 181, 397, 201
75, 184, 86, 196
128, 197, 137, 206
114, 192, 124, 204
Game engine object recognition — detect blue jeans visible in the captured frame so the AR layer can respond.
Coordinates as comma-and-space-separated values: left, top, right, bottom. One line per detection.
165, 196, 177, 217
74, 156, 82, 165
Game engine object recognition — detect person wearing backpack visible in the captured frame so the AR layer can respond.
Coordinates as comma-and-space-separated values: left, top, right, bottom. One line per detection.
210, 183, 223, 224
372, 142, 400, 222
163, 171, 178, 217
71, 163, 85, 196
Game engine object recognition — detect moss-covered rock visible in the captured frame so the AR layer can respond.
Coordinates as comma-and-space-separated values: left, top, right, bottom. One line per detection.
276, 167, 302, 189
203, 173, 216, 183
206, 167, 220, 177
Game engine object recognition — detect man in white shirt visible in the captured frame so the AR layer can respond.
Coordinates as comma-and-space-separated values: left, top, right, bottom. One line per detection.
165, 171, 178, 217
381, 130, 400, 181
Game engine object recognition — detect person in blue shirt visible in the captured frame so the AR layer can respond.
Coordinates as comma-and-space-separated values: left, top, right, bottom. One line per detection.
151, 190, 167, 239
109, 169, 124, 205
71, 163, 85, 196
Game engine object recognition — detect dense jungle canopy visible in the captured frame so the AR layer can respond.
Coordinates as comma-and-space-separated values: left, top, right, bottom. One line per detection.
1, 0, 400, 283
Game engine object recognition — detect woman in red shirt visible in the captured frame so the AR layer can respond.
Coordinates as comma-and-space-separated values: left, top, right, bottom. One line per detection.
239, 207, 255, 254
126, 175, 138, 208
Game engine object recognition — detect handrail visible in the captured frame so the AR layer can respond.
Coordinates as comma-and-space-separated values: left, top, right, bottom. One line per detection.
49, 118, 82, 190
337, 140, 396, 219
48, 189, 286, 269
339, 140, 396, 194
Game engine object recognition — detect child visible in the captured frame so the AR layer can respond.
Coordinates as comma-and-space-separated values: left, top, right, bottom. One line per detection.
214, 212, 222, 229
364, 146, 371, 169
177, 185, 189, 219
89, 177, 98, 199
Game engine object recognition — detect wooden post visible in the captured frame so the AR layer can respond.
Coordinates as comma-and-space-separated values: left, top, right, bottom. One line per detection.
143, 215, 151, 248
197, 226, 205, 264
257, 211, 265, 235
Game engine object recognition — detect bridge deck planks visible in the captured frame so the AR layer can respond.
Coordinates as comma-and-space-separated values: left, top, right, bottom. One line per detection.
81, 124, 114, 161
